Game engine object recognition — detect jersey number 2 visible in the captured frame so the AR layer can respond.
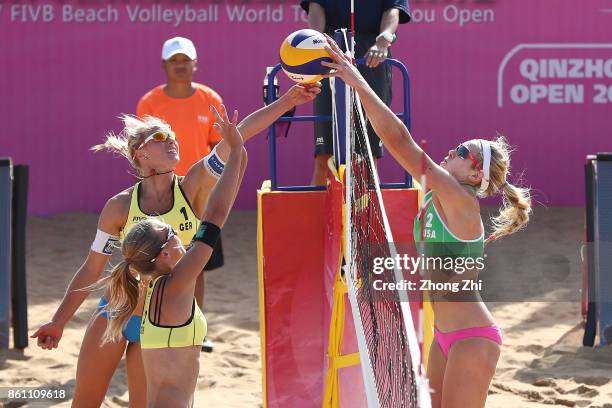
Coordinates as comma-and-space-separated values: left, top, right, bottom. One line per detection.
425, 213, 433, 228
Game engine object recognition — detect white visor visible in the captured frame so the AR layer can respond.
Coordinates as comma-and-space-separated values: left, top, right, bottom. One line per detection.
479, 140, 491, 194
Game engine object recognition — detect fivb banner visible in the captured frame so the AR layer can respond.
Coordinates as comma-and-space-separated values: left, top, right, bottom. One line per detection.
1, 1, 611, 215
6, 2, 306, 25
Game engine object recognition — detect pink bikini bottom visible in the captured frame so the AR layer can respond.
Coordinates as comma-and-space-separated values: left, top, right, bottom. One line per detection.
434, 325, 503, 358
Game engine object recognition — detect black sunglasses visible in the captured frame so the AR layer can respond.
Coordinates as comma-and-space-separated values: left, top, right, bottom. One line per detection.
455, 144, 481, 171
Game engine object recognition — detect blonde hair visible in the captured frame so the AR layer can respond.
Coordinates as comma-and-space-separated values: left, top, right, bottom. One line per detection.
91, 114, 171, 172
469, 136, 532, 242
96, 219, 169, 344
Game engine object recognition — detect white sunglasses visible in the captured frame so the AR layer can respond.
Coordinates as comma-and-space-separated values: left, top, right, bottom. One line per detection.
138, 131, 176, 150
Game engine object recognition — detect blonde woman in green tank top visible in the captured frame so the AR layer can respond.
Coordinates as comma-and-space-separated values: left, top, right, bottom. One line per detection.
31, 85, 320, 408
323, 37, 532, 408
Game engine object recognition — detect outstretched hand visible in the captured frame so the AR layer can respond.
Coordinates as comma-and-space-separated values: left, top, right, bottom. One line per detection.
286, 83, 321, 106
321, 34, 367, 89
31, 321, 64, 350
211, 104, 244, 149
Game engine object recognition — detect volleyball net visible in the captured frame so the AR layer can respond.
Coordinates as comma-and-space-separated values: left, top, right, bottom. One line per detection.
340, 59, 430, 407
258, 29, 431, 408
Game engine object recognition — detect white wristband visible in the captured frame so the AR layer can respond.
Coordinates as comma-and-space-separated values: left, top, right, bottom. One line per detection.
376, 31, 395, 44
203, 144, 226, 178
91, 229, 119, 255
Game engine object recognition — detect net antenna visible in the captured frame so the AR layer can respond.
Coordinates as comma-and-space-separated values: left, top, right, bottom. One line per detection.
350, 0, 356, 57
417, 140, 428, 361
337, 27, 432, 408
331, 76, 340, 164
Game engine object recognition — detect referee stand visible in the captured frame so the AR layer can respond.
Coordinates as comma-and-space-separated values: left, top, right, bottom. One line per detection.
0, 157, 29, 350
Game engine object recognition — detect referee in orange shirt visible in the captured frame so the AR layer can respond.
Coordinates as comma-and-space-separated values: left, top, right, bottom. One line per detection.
137, 37, 224, 353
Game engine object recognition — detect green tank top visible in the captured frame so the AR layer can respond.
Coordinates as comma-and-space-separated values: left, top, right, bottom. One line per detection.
121, 176, 199, 245
413, 190, 484, 258
140, 275, 207, 349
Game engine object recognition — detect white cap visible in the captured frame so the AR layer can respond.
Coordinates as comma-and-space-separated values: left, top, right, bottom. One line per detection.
161, 37, 197, 61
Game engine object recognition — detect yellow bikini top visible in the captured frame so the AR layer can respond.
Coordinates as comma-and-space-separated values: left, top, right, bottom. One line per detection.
121, 176, 199, 245
140, 275, 207, 349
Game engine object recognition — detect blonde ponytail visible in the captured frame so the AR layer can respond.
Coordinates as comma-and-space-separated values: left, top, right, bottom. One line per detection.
91, 132, 133, 166
91, 114, 171, 172
92, 219, 169, 344
99, 260, 140, 344
488, 181, 532, 242
468, 135, 532, 242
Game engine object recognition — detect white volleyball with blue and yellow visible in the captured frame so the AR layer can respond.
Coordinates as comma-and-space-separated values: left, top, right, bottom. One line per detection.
280, 29, 333, 84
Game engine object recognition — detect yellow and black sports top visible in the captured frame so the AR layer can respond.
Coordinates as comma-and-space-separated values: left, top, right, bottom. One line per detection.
121, 176, 199, 245
140, 275, 207, 349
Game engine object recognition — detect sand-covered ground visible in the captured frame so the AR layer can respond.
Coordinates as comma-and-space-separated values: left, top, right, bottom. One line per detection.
1, 207, 611, 407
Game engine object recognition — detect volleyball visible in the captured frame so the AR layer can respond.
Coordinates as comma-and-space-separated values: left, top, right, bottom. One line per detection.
279, 29, 333, 84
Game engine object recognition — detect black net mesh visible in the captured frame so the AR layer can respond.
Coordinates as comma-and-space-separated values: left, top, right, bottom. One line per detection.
347, 90, 418, 407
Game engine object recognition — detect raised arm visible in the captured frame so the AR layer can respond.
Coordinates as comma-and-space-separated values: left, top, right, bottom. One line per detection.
322, 36, 473, 206
181, 84, 319, 210
168, 105, 246, 292
31, 194, 128, 349
235, 84, 319, 145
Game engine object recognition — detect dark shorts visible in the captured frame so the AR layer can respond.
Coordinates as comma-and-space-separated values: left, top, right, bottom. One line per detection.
314, 42, 392, 158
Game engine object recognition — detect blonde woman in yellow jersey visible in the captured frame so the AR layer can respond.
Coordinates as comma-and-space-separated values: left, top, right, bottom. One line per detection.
98, 104, 246, 407
31, 84, 320, 408
323, 37, 531, 408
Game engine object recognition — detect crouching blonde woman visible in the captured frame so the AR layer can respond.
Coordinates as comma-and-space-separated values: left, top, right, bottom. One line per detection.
98, 105, 245, 407
31, 83, 319, 408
